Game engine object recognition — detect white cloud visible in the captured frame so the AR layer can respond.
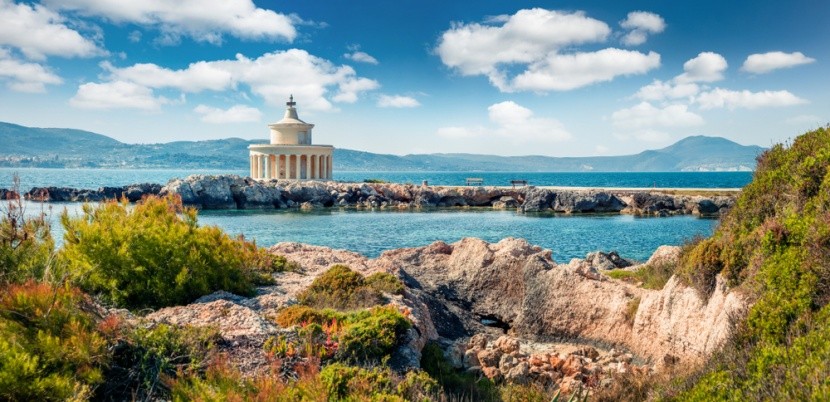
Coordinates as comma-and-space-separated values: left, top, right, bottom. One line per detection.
70, 80, 171, 110
510, 48, 660, 92
620, 11, 665, 46
696, 88, 808, 110
437, 101, 571, 142
194, 104, 261, 123
0, 0, 102, 60
635, 80, 699, 101
0, 48, 63, 92
741, 51, 816, 74
44, 0, 297, 44
79, 49, 379, 112
344, 51, 378, 65
612, 102, 704, 142
612, 102, 704, 131
377, 94, 420, 108
436, 9, 658, 92
675, 52, 728, 83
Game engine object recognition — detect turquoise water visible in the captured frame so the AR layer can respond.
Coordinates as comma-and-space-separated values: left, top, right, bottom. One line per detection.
0, 168, 752, 190
4, 168, 727, 261
30, 203, 716, 263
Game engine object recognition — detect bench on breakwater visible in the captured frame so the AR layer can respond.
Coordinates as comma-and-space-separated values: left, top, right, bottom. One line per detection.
510, 180, 528, 188
466, 178, 484, 186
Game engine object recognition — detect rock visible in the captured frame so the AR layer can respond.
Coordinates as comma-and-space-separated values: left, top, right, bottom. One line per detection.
505, 361, 530, 384
549, 355, 565, 371
498, 353, 519, 372
575, 346, 600, 360
528, 353, 548, 367
494, 335, 521, 354
468, 334, 488, 350
463, 349, 481, 368
586, 251, 633, 271
230, 179, 279, 209
520, 187, 555, 212
560, 355, 584, 377
145, 299, 277, 339
123, 183, 162, 202
161, 175, 238, 209
477, 349, 502, 368
492, 196, 519, 209
482, 366, 503, 381
695, 199, 720, 215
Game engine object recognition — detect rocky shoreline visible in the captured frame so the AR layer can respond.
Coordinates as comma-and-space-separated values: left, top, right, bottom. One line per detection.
139, 237, 746, 393
8, 174, 736, 216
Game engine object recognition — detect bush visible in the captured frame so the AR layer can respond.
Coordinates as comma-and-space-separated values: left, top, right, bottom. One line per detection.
0, 282, 109, 401
59, 195, 289, 310
99, 323, 220, 401
297, 265, 404, 310
273, 305, 411, 364
670, 127, 830, 399
0, 176, 54, 283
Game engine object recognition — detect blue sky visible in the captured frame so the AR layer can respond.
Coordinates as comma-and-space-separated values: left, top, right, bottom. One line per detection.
0, 0, 827, 156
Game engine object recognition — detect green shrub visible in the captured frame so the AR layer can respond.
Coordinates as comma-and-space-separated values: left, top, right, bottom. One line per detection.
0, 281, 109, 401
297, 265, 404, 310
365, 272, 406, 295
337, 306, 411, 363
604, 261, 676, 290
59, 195, 287, 310
670, 127, 830, 399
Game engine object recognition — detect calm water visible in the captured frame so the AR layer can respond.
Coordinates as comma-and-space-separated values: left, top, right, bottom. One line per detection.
0, 168, 752, 190
29, 203, 716, 263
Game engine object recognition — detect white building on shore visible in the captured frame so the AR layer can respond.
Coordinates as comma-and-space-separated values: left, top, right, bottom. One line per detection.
249, 96, 333, 180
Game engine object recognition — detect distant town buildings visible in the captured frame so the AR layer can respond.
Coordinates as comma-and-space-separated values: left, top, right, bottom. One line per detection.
249, 96, 333, 180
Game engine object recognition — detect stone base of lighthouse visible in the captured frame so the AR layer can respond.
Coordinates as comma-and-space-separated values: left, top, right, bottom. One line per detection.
249, 144, 333, 180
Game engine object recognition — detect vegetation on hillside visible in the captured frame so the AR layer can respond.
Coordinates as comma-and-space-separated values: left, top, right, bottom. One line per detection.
665, 126, 830, 400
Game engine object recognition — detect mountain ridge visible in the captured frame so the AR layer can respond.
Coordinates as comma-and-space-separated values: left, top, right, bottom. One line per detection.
0, 121, 764, 171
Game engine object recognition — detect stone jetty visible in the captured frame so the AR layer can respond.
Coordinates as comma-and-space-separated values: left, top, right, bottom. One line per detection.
11, 174, 736, 216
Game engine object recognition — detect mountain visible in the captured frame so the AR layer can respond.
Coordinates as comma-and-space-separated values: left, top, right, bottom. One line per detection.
0, 121, 763, 171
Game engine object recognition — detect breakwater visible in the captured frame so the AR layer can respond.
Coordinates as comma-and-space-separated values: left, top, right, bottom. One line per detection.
7, 175, 736, 216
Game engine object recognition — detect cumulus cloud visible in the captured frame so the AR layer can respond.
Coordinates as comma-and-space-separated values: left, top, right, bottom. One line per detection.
344, 51, 378, 65
43, 0, 297, 44
612, 102, 704, 131
0, 48, 63, 92
77, 49, 379, 111
634, 80, 699, 101
675, 52, 728, 83
0, 0, 102, 60
437, 101, 571, 142
70, 81, 171, 110
377, 94, 420, 108
695, 88, 808, 110
741, 51, 815, 74
619, 11, 665, 46
510, 48, 660, 92
435, 8, 659, 92
194, 104, 261, 123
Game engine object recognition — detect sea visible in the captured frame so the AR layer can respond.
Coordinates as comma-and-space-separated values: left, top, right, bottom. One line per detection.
2, 168, 750, 262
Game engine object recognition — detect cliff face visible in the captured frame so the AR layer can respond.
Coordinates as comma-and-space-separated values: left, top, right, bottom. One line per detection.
270, 238, 747, 369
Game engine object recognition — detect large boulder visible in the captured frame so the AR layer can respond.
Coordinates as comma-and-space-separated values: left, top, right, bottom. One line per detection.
520, 187, 555, 212
161, 175, 239, 209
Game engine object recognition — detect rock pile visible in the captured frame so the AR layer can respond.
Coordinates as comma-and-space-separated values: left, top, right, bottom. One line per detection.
458, 335, 647, 392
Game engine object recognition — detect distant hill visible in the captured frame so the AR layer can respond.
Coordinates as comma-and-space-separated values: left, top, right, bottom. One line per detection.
0, 122, 763, 171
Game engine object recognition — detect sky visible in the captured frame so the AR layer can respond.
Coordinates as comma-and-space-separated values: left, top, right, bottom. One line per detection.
0, 0, 828, 157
